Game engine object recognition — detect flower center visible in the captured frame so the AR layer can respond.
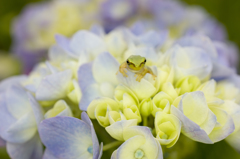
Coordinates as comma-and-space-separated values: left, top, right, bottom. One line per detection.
134, 149, 144, 159
161, 134, 168, 139
87, 145, 93, 154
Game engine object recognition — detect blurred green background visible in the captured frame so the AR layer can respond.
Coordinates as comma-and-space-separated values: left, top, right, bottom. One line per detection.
0, 0, 240, 158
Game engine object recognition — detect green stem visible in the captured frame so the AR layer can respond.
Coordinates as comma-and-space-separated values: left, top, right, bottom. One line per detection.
143, 116, 148, 126
102, 141, 123, 151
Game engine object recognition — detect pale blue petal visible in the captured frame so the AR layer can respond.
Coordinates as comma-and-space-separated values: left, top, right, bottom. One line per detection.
175, 35, 217, 57
6, 85, 31, 119
55, 34, 70, 50
98, 143, 103, 159
211, 61, 236, 80
79, 84, 101, 111
6, 134, 43, 159
69, 31, 106, 58
0, 75, 27, 92
93, 52, 119, 85
6, 110, 37, 143
81, 112, 101, 159
36, 70, 72, 101
138, 30, 168, 48
171, 105, 213, 144
78, 62, 96, 91
90, 25, 105, 38
28, 93, 44, 126
39, 116, 92, 159
0, 93, 17, 142
43, 149, 58, 159
111, 150, 117, 159
49, 45, 70, 63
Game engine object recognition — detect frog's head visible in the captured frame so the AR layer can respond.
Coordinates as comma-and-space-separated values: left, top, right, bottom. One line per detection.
126, 55, 146, 71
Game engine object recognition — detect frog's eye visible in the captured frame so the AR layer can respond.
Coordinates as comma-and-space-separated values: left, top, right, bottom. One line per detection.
127, 60, 130, 64
144, 59, 147, 63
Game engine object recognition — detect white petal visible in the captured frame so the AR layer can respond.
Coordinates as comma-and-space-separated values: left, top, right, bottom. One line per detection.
69, 31, 106, 58
7, 110, 37, 143
106, 119, 138, 141
117, 71, 156, 100
36, 70, 72, 101
93, 52, 119, 85
208, 106, 235, 142
171, 105, 213, 144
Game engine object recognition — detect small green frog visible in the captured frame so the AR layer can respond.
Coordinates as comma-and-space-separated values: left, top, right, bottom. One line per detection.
117, 55, 156, 82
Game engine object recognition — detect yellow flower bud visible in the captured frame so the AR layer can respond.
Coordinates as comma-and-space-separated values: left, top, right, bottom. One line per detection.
45, 100, 72, 118
87, 97, 120, 127
108, 111, 126, 125
152, 92, 173, 116
139, 98, 153, 117
122, 93, 142, 123
114, 84, 139, 108
155, 112, 181, 148
175, 75, 201, 95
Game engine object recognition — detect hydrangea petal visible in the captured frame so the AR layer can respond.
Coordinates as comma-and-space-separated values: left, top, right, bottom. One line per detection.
81, 112, 102, 159
0, 93, 17, 142
28, 93, 44, 126
69, 31, 106, 58
226, 128, 240, 153
6, 85, 31, 119
219, 100, 240, 132
198, 109, 217, 135
208, 106, 235, 142
106, 119, 138, 141
43, 149, 58, 159
175, 35, 217, 57
6, 134, 43, 159
6, 110, 37, 143
117, 70, 157, 100
171, 105, 213, 144
138, 30, 168, 48
0, 75, 27, 92
36, 70, 72, 101
80, 84, 102, 111
39, 116, 93, 159
44, 100, 73, 118
93, 52, 119, 85
78, 62, 96, 91
116, 135, 145, 159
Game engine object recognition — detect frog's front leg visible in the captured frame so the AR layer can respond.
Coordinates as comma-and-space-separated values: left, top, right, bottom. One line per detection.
117, 62, 128, 77
134, 67, 156, 82
146, 66, 157, 80
134, 72, 145, 82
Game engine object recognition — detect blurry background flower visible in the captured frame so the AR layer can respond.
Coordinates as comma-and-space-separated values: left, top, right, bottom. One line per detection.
11, 0, 100, 73
0, 51, 21, 80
